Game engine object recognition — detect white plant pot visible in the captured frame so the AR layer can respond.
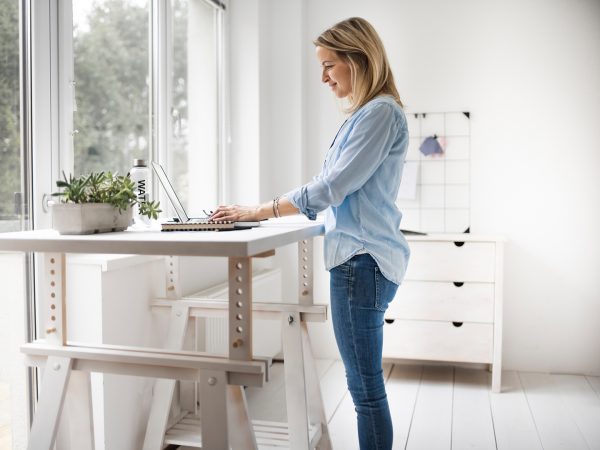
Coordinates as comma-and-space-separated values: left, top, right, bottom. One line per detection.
51, 203, 133, 235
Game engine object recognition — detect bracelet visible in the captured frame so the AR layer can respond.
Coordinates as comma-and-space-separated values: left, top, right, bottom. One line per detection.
272, 198, 278, 218
275, 196, 281, 218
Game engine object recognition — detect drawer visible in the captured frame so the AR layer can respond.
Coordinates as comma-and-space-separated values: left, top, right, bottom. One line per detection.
382, 320, 493, 364
386, 281, 494, 323
404, 241, 496, 282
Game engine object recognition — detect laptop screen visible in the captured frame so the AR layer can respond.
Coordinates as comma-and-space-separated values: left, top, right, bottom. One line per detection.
151, 162, 190, 222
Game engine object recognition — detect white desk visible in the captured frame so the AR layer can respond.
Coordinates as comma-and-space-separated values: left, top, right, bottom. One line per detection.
0, 217, 330, 449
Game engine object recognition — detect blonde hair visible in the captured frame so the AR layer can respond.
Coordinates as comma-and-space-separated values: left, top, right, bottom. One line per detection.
314, 17, 403, 113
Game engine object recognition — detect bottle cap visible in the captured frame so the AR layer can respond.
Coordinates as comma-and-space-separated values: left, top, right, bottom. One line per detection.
133, 159, 147, 167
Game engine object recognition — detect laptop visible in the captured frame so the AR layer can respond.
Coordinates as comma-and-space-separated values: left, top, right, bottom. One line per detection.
152, 162, 260, 230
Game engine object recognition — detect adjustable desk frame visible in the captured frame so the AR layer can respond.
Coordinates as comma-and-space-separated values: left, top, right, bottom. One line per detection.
0, 220, 331, 450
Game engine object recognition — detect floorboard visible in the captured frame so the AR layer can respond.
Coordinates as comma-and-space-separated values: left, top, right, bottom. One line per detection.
319, 360, 348, 423
404, 365, 454, 450
328, 392, 358, 450
550, 373, 600, 449
587, 376, 600, 399
519, 372, 589, 450
386, 364, 422, 450
490, 370, 542, 450
315, 359, 335, 380
452, 367, 496, 449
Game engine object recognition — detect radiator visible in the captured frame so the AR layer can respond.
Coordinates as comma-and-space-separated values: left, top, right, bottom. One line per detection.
190, 268, 283, 357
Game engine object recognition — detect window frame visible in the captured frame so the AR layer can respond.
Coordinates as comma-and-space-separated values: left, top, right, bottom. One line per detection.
50, 0, 228, 210
152, 0, 228, 208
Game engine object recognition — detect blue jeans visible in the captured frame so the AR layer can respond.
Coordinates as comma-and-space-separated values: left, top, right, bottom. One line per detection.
330, 253, 398, 450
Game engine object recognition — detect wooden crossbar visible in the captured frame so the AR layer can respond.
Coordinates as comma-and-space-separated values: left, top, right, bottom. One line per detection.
151, 298, 328, 322
21, 341, 266, 387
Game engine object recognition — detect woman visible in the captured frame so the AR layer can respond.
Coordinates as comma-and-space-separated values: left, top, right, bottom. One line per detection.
211, 17, 410, 450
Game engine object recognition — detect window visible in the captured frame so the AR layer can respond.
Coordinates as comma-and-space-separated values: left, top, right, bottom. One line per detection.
0, 0, 21, 234
70, 0, 224, 214
0, 1, 226, 445
0, 1, 23, 446
166, 0, 220, 214
72, 0, 150, 176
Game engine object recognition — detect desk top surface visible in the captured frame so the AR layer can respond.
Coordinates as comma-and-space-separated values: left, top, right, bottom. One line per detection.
0, 217, 325, 257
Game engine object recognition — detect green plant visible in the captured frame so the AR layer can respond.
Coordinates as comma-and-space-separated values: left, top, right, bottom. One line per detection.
52, 171, 161, 220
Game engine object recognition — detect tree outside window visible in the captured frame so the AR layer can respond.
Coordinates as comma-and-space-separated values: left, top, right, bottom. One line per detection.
72, 0, 219, 213
0, 0, 21, 232
72, 0, 150, 177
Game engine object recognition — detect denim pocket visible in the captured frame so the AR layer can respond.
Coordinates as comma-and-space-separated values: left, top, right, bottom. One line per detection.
374, 266, 398, 312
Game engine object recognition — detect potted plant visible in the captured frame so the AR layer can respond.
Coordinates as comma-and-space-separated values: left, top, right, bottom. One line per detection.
51, 171, 161, 234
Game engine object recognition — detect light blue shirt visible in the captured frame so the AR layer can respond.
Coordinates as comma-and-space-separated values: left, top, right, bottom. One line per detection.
285, 95, 410, 285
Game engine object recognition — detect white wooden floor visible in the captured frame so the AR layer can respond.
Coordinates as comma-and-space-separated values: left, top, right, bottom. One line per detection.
245, 360, 600, 450
2, 367, 600, 450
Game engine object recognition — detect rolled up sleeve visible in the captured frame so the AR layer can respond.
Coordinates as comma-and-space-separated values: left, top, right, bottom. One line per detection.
284, 185, 318, 220
285, 103, 398, 220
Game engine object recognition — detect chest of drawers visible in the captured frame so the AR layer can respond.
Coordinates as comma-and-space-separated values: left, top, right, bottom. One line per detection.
382, 234, 504, 392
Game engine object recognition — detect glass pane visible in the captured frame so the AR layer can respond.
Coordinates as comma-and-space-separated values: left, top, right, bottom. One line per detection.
169, 0, 218, 215
0, 0, 21, 235
73, 0, 150, 176
0, 1, 20, 447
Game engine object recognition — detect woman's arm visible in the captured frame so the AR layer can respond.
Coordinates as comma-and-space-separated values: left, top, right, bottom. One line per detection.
285, 103, 399, 219
211, 103, 399, 223
210, 196, 299, 222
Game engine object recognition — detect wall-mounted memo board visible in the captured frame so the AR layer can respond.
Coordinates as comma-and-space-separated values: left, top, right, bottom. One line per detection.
397, 111, 471, 233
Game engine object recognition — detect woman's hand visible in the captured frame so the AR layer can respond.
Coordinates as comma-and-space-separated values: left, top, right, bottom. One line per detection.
210, 204, 262, 222
210, 197, 298, 222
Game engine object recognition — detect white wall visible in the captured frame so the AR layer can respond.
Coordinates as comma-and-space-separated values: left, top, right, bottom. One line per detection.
0, 253, 29, 450
229, 0, 261, 205
230, 0, 600, 374
229, 0, 307, 293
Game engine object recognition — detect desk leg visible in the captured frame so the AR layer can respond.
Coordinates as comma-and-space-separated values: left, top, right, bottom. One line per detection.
229, 257, 253, 361
227, 385, 256, 450
301, 323, 332, 450
199, 370, 229, 449
143, 305, 190, 450
56, 370, 94, 450
227, 257, 257, 449
298, 239, 314, 306
282, 312, 310, 450
28, 356, 72, 450
42, 253, 66, 346
165, 256, 181, 299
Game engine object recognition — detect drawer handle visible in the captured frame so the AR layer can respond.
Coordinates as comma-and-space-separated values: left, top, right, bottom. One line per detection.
454, 241, 465, 247
452, 322, 463, 327
453, 282, 464, 287
384, 319, 395, 324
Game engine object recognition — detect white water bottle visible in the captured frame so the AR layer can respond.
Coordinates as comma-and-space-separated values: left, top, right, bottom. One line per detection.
130, 159, 150, 225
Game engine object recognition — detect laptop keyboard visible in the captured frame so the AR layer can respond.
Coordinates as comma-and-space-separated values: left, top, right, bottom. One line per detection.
187, 218, 233, 224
